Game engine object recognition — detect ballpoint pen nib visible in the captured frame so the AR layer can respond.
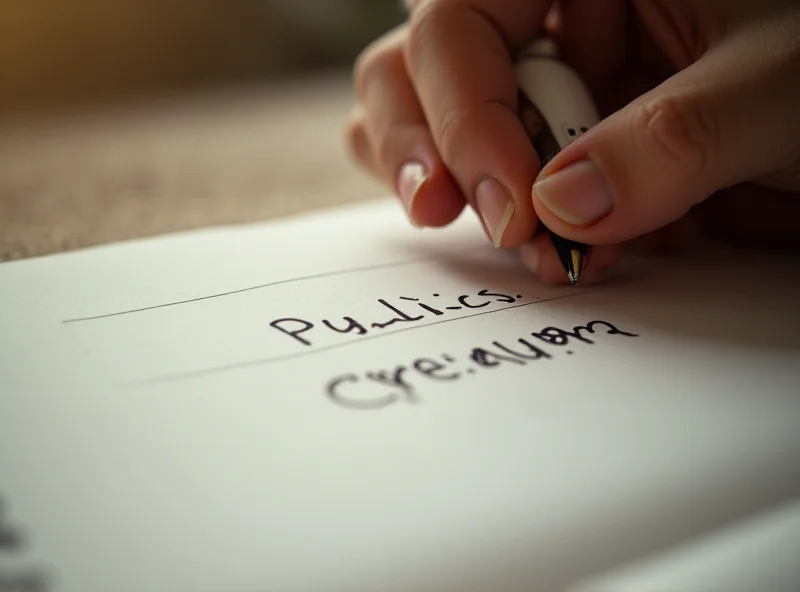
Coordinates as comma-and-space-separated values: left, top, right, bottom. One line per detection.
568, 249, 583, 286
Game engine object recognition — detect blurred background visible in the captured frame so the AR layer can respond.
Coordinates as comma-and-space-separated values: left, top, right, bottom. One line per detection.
0, 1, 407, 261
0, 0, 405, 117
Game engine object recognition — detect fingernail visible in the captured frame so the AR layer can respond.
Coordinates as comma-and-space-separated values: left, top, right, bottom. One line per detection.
533, 160, 613, 226
476, 178, 514, 248
397, 162, 427, 226
519, 243, 539, 274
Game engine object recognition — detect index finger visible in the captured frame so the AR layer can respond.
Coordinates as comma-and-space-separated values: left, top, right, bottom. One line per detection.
405, 0, 554, 248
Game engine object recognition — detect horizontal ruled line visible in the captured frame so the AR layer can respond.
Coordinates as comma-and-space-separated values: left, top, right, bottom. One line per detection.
121, 293, 584, 389
63, 256, 445, 323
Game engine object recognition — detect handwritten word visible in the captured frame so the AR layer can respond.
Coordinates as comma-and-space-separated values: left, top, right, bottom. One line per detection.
269, 289, 522, 347
325, 320, 638, 409
0, 495, 51, 592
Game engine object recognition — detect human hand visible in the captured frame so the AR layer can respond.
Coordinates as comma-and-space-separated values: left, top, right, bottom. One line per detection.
345, 0, 800, 283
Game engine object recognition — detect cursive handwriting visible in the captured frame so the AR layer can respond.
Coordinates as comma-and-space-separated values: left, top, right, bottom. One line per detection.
324, 320, 638, 410
269, 289, 522, 347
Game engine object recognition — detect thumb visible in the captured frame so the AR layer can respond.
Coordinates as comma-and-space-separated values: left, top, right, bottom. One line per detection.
531, 20, 800, 245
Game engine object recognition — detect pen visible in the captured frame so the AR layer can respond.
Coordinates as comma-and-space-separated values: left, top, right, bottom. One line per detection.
515, 37, 600, 285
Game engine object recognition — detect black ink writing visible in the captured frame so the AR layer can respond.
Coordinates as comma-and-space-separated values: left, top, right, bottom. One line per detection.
469, 347, 527, 367
325, 319, 638, 410
399, 297, 444, 316
269, 317, 315, 346
326, 374, 398, 410
457, 294, 490, 309
494, 340, 552, 361
326, 369, 418, 410
532, 320, 638, 347
364, 367, 416, 399
413, 358, 460, 381
371, 299, 425, 329
478, 289, 520, 303
270, 289, 522, 348
322, 317, 368, 337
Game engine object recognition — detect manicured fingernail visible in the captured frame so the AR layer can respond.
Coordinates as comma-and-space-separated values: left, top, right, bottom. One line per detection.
397, 162, 427, 226
519, 243, 539, 274
476, 178, 514, 248
533, 160, 613, 226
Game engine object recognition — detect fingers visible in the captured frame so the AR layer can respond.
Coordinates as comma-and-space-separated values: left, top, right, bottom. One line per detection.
547, 0, 628, 93
530, 13, 800, 246
347, 26, 465, 228
405, 0, 553, 248
345, 107, 377, 173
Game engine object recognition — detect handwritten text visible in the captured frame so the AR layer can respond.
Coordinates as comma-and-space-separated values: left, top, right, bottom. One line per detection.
324, 319, 638, 409
269, 289, 523, 348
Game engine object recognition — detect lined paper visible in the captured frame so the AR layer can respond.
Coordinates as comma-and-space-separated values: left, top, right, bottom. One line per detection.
1, 197, 799, 592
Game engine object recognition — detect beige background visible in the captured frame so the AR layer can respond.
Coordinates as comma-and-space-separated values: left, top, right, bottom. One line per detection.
0, 0, 402, 116
0, 1, 401, 261
0, 73, 387, 262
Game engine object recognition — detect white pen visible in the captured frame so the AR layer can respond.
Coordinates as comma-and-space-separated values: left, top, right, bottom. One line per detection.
515, 37, 601, 285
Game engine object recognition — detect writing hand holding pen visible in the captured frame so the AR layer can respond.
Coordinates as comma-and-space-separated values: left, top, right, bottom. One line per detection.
345, 0, 800, 284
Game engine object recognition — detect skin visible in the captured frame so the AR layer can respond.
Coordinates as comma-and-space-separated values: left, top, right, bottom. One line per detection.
345, 0, 800, 283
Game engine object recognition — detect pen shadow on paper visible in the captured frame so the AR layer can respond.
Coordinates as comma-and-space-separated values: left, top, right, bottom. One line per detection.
388, 235, 800, 353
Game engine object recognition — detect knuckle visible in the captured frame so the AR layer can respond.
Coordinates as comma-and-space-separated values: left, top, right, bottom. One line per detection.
343, 109, 382, 176
437, 101, 505, 166
374, 128, 402, 171
353, 35, 404, 98
352, 46, 383, 98
406, 0, 449, 73
343, 111, 367, 156
634, 94, 720, 176
437, 104, 475, 165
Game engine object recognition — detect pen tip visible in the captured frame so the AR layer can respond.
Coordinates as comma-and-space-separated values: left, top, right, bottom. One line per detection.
568, 249, 583, 286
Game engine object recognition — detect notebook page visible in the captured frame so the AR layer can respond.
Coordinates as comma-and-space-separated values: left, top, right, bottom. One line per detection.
1, 197, 799, 592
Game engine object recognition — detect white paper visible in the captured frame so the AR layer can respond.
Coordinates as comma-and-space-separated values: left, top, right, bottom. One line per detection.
1, 197, 799, 592
570, 497, 800, 591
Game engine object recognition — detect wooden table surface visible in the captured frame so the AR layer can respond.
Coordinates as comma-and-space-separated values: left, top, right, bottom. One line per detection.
0, 72, 387, 262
